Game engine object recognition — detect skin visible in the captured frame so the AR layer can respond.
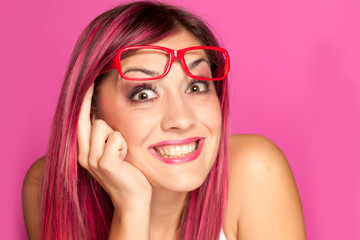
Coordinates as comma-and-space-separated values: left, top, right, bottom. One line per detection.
22, 30, 306, 240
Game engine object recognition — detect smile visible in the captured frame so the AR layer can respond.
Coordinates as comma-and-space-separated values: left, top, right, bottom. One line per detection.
154, 141, 198, 158
149, 137, 204, 164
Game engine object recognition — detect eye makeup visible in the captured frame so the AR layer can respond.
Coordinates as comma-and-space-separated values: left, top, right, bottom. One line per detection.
121, 77, 214, 107
186, 79, 211, 95
126, 83, 159, 105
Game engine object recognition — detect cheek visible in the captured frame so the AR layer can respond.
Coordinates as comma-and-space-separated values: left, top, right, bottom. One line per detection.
196, 96, 222, 135
97, 95, 160, 150
105, 110, 158, 146
192, 95, 222, 169
116, 111, 158, 146
199, 96, 222, 159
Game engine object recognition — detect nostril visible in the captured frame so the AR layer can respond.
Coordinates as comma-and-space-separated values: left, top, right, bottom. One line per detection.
160, 103, 196, 131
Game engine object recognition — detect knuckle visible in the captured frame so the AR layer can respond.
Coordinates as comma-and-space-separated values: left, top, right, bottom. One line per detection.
88, 157, 98, 170
77, 158, 87, 169
77, 153, 88, 168
98, 158, 112, 172
88, 163, 97, 172
110, 131, 123, 141
92, 119, 107, 130
78, 151, 86, 162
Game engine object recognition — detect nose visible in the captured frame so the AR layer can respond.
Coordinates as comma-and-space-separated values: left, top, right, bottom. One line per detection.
160, 92, 197, 132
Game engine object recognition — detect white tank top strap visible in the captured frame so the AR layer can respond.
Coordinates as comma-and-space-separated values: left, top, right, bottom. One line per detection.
219, 228, 227, 240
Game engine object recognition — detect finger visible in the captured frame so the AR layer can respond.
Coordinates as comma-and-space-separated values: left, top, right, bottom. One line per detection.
77, 83, 94, 169
100, 131, 128, 170
88, 119, 114, 171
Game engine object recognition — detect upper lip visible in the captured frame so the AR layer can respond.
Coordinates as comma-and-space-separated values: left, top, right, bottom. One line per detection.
148, 137, 203, 149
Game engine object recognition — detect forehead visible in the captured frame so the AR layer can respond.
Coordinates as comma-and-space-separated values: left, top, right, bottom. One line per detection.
151, 30, 203, 49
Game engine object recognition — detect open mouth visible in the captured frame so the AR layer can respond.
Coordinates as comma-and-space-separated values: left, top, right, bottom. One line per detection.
153, 140, 200, 158
148, 137, 204, 164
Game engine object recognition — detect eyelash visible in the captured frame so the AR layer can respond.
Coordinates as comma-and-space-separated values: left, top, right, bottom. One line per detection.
128, 80, 211, 105
128, 83, 158, 105
187, 80, 210, 95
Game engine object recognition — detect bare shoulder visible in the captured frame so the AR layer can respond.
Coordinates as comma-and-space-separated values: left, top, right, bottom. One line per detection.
24, 157, 44, 181
22, 156, 44, 240
223, 134, 306, 240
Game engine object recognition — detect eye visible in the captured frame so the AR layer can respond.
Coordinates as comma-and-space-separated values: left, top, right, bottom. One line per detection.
186, 81, 209, 94
132, 89, 158, 101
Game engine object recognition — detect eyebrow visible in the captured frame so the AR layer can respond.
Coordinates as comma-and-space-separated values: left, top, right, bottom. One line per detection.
123, 68, 159, 76
187, 58, 209, 71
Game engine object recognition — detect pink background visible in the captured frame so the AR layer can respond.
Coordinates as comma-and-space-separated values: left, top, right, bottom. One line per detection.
1, 0, 359, 239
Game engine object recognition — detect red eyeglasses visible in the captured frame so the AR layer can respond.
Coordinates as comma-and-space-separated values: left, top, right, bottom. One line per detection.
101, 45, 230, 81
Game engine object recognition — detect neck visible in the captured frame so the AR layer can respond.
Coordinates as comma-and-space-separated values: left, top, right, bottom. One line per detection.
149, 188, 188, 240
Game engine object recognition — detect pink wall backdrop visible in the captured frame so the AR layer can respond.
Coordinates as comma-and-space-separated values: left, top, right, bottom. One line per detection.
1, 0, 359, 239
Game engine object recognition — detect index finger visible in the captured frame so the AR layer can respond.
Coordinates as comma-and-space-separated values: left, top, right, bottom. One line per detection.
77, 83, 94, 169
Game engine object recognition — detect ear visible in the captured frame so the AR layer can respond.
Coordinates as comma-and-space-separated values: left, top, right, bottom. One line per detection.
90, 106, 99, 125
89, 71, 111, 124
90, 99, 99, 124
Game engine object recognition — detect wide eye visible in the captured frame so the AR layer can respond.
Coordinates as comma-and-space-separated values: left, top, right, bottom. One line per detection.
132, 89, 158, 101
186, 81, 209, 94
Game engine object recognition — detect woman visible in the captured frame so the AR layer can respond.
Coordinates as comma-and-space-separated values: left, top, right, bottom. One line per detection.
22, 1, 306, 239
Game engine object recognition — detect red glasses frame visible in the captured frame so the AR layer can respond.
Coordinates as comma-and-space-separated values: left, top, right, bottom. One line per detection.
102, 45, 230, 81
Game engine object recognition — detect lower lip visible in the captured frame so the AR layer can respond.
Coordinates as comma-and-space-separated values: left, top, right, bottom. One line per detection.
149, 139, 204, 164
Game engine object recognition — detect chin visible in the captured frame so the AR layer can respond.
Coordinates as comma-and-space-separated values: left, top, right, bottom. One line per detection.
126, 138, 219, 193
154, 174, 209, 193
150, 159, 216, 193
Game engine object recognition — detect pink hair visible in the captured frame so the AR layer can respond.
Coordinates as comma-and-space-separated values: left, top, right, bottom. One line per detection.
40, 1, 229, 239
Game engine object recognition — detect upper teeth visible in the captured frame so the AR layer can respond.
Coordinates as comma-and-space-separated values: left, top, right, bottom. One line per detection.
154, 141, 198, 158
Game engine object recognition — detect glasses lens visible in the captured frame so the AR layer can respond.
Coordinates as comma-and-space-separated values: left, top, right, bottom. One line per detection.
119, 47, 228, 80
120, 48, 169, 80
184, 48, 227, 80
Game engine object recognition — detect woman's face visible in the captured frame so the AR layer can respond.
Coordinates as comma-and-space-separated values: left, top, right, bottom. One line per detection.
95, 30, 222, 192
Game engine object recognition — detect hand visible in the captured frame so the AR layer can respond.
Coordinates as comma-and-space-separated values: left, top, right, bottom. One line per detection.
77, 83, 152, 210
